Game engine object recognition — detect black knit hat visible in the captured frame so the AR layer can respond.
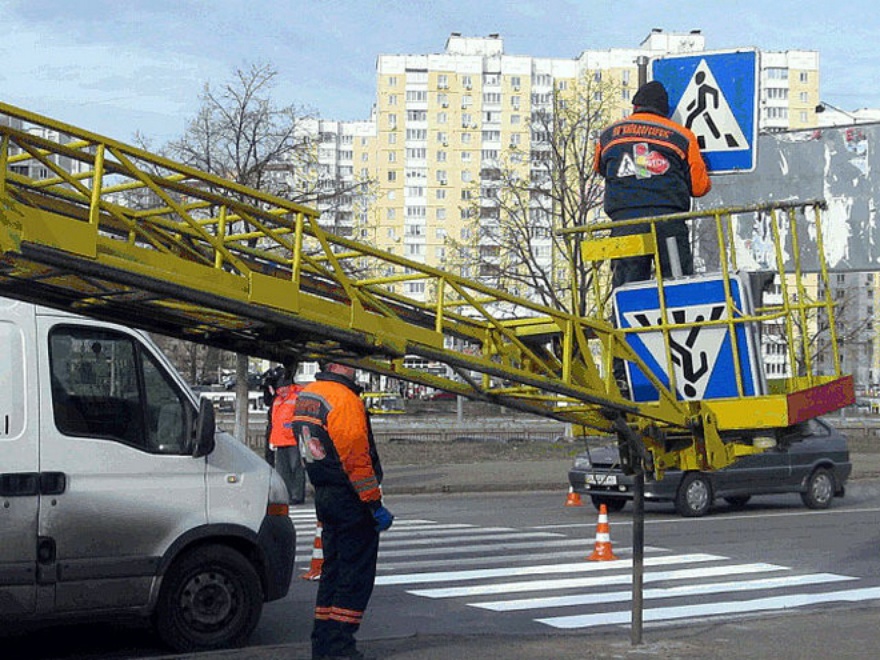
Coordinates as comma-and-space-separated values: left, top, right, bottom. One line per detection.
633, 81, 669, 117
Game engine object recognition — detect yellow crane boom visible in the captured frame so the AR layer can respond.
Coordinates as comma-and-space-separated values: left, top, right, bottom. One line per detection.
0, 101, 854, 475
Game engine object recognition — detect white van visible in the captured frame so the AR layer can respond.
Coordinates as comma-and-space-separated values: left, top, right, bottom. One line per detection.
0, 296, 295, 652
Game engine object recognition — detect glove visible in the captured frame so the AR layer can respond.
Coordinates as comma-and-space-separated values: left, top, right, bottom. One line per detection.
372, 504, 394, 532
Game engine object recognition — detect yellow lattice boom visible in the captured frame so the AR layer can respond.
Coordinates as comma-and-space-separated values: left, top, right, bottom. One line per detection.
0, 100, 854, 474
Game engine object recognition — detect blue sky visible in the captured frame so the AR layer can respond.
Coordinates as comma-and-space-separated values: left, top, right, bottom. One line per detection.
1, 0, 875, 144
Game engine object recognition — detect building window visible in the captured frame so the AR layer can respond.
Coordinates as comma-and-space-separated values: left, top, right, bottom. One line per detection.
511, 76, 521, 90
800, 71, 809, 83
438, 74, 449, 89
388, 94, 398, 106
388, 76, 398, 86
461, 74, 473, 89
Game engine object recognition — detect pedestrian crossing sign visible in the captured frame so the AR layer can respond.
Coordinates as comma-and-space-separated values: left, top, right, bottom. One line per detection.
612, 274, 766, 403
651, 49, 759, 173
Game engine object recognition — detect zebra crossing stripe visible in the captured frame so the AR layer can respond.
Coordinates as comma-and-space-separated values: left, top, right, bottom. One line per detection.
472, 572, 855, 611
377, 553, 722, 587
537, 586, 880, 629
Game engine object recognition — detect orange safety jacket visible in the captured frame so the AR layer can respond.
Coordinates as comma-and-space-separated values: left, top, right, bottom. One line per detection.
593, 111, 711, 220
292, 373, 383, 504
269, 383, 303, 448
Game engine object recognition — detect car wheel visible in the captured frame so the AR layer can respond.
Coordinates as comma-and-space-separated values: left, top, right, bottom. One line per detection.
590, 495, 626, 513
675, 473, 713, 517
801, 467, 835, 510
154, 545, 263, 653
724, 496, 752, 508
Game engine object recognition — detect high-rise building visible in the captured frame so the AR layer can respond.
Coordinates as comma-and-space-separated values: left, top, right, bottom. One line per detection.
362, 30, 821, 285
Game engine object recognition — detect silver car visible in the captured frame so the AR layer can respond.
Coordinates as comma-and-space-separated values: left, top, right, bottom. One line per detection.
568, 418, 851, 517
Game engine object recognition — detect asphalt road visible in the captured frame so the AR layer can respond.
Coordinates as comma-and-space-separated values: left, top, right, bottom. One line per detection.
8, 478, 880, 660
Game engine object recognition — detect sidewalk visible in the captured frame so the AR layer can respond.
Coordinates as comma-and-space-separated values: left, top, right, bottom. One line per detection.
380, 452, 880, 496
172, 605, 879, 659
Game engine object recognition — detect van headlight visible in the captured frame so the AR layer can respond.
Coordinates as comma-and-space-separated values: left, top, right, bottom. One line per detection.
573, 455, 592, 469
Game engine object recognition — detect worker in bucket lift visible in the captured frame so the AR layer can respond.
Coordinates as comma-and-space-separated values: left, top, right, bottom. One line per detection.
593, 80, 712, 288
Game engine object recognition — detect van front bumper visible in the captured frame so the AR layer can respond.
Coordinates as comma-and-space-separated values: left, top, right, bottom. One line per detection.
258, 515, 296, 601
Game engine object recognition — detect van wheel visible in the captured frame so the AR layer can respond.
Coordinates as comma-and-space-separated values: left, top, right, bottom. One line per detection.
590, 496, 626, 513
801, 468, 835, 509
675, 473, 712, 517
154, 545, 263, 652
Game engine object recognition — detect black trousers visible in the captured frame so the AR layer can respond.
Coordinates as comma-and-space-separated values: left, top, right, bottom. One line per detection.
311, 485, 380, 658
611, 219, 694, 289
275, 445, 306, 504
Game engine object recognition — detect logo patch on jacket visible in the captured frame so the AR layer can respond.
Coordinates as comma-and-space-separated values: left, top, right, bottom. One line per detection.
616, 142, 670, 180
297, 426, 327, 462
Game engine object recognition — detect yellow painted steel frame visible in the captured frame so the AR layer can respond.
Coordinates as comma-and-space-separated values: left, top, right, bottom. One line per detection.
569, 200, 854, 472
0, 101, 687, 436
0, 100, 854, 473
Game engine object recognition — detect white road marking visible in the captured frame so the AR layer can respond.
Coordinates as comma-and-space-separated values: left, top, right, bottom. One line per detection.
537, 587, 880, 629
472, 572, 855, 611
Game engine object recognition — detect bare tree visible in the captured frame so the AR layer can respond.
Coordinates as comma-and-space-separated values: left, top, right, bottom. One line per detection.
448, 74, 618, 317
145, 63, 374, 385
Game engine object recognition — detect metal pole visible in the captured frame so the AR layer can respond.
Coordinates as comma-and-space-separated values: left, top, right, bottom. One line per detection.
666, 236, 683, 279
631, 466, 645, 646
234, 353, 249, 443
636, 56, 649, 87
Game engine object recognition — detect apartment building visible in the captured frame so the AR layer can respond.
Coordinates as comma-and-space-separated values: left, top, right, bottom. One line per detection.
357, 30, 821, 281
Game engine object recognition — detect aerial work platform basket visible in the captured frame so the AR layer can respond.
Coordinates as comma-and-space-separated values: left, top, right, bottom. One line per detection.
0, 100, 853, 474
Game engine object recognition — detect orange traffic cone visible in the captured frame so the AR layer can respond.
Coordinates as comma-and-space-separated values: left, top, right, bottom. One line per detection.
564, 486, 583, 507
587, 504, 618, 561
299, 521, 323, 580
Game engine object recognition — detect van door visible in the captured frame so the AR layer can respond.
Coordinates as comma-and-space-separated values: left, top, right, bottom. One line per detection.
0, 303, 39, 616
36, 319, 207, 613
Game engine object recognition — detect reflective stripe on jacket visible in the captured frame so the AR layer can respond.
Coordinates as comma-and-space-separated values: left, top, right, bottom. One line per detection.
593, 111, 711, 219
292, 372, 383, 504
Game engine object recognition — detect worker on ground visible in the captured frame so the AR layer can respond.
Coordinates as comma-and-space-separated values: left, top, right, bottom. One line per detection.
293, 360, 393, 660
593, 80, 712, 288
267, 361, 306, 504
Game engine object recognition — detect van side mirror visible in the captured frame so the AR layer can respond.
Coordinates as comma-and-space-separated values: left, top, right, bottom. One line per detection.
193, 397, 216, 458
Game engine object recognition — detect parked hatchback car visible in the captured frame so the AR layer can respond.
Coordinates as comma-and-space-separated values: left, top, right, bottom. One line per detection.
568, 418, 851, 517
